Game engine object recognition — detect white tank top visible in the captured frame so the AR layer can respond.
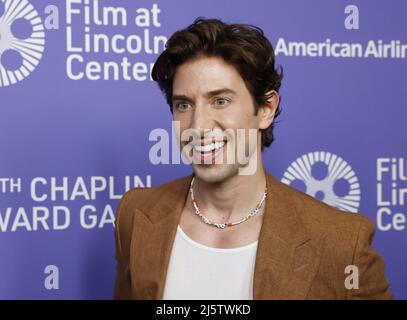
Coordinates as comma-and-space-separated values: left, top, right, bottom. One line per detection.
163, 225, 258, 300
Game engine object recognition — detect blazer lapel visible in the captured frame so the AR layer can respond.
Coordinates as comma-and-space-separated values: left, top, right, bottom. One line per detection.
130, 174, 193, 300
253, 173, 325, 299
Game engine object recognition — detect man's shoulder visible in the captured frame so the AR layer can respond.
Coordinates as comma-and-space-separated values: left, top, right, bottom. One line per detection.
116, 174, 192, 219
276, 178, 378, 282
122, 174, 191, 203
274, 177, 375, 240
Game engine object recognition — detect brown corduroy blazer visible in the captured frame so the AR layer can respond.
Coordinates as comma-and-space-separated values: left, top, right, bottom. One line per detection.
113, 171, 393, 300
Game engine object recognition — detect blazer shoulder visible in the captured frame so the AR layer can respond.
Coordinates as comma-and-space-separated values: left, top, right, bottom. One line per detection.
115, 174, 192, 226
276, 179, 374, 244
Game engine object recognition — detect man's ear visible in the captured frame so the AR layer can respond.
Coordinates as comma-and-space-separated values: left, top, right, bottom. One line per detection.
258, 90, 280, 130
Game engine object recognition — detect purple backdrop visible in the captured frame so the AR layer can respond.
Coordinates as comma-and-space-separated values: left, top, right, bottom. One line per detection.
0, 0, 406, 299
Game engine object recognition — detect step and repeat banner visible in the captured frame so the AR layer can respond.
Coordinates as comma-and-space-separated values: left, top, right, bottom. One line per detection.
0, 0, 406, 299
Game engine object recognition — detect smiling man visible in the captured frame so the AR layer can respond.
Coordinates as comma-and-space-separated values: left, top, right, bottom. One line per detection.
113, 18, 392, 300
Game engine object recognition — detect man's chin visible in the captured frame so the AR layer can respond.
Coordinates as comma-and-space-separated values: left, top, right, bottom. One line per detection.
192, 163, 239, 184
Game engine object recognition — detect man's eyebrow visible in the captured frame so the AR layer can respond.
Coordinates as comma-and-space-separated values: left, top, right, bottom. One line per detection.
204, 88, 237, 98
172, 94, 193, 102
172, 88, 237, 103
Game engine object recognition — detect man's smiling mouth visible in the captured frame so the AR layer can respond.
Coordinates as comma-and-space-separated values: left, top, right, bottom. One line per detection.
188, 139, 229, 164
193, 141, 226, 153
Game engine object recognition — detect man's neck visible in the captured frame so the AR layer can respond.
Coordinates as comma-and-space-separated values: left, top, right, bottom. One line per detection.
192, 164, 267, 222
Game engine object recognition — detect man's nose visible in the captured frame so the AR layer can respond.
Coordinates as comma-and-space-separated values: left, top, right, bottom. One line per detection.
190, 103, 213, 134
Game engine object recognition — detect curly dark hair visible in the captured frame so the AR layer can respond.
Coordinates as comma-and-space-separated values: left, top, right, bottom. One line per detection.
152, 18, 283, 150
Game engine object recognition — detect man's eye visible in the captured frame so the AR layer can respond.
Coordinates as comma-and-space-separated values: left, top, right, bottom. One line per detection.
214, 98, 229, 106
176, 102, 191, 111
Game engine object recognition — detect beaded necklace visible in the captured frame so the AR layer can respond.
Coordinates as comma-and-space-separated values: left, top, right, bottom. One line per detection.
189, 176, 267, 229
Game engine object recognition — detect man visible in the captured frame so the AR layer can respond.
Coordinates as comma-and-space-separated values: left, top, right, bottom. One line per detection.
113, 18, 392, 299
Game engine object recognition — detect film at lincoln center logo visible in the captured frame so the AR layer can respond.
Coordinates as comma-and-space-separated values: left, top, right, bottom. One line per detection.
281, 151, 361, 213
0, 0, 45, 87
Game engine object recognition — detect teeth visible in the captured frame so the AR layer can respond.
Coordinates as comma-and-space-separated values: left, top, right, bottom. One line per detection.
194, 141, 225, 153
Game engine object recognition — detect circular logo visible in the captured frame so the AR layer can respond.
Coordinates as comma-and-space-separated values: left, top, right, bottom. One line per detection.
281, 151, 361, 212
0, 0, 45, 87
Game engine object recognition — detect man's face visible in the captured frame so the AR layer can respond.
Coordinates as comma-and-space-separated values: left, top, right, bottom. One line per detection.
172, 56, 263, 183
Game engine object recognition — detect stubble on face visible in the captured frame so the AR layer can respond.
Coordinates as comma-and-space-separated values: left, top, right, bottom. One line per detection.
172, 56, 261, 184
